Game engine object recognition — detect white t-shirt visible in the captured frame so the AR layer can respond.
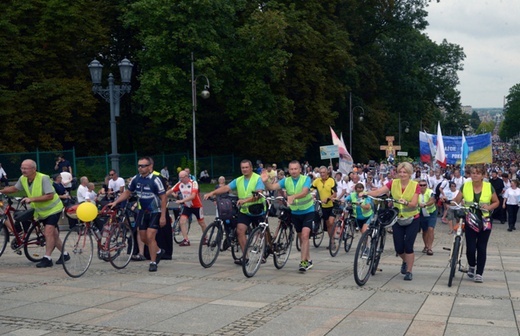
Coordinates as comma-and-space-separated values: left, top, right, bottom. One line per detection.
504, 187, 520, 205
77, 184, 89, 203
60, 171, 73, 188
109, 177, 126, 195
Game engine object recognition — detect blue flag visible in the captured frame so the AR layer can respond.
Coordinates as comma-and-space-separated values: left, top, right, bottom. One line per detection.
461, 132, 469, 172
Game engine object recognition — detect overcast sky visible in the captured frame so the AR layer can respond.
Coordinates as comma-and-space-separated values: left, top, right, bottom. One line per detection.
425, 0, 520, 108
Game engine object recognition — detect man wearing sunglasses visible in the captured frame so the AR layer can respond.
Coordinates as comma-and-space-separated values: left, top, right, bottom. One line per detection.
109, 157, 167, 272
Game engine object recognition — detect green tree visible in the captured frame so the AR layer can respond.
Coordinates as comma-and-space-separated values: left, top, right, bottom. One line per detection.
469, 111, 481, 131
500, 84, 520, 141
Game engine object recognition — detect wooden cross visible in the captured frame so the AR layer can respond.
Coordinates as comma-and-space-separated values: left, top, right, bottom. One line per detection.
380, 136, 401, 158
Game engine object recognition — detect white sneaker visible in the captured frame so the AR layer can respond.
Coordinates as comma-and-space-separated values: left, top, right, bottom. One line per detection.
474, 274, 483, 283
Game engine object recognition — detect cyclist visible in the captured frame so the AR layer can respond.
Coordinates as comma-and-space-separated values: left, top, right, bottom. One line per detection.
262, 160, 314, 272
344, 183, 373, 233
204, 160, 266, 265
367, 162, 420, 281
418, 179, 437, 256
166, 170, 207, 246
453, 164, 500, 283
311, 166, 337, 247
0, 159, 68, 268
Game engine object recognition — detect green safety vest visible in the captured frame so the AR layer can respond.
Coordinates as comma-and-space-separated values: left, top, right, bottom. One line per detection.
391, 179, 419, 218
462, 181, 492, 218
420, 189, 437, 214
21, 172, 63, 220
236, 173, 265, 215
284, 175, 313, 211
350, 193, 373, 218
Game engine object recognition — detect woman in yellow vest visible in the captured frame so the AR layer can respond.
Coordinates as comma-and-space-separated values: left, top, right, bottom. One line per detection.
453, 164, 499, 283
418, 179, 437, 256
367, 162, 420, 281
0, 159, 66, 268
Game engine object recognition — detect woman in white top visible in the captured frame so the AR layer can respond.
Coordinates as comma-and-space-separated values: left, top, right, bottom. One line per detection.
503, 179, 520, 232
442, 182, 459, 234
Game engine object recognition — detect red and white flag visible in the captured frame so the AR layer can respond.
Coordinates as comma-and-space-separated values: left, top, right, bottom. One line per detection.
435, 122, 447, 168
330, 126, 353, 174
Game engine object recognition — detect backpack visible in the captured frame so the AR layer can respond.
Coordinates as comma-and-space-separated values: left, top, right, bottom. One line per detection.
216, 195, 238, 221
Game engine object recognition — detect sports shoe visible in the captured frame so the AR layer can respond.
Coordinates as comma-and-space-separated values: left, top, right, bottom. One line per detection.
299, 260, 309, 272
149, 262, 157, 272
55, 253, 70, 265
155, 249, 165, 265
179, 239, 191, 247
202, 237, 209, 245
404, 272, 413, 281
400, 262, 407, 275
362, 247, 369, 258
467, 266, 475, 279
36, 258, 53, 268
306, 260, 313, 270
474, 274, 483, 283
234, 257, 244, 265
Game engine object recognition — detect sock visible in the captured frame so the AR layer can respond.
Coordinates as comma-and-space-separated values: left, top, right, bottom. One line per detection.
44, 255, 52, 260
150, 261, 156, 265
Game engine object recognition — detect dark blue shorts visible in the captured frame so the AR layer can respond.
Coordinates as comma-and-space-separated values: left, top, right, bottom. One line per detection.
291, 212, 314, 233
136, 211, 161, 230
41, 212, 61, 227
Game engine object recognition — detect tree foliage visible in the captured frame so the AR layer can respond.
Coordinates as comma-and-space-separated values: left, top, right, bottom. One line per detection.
500, 83, 520, 141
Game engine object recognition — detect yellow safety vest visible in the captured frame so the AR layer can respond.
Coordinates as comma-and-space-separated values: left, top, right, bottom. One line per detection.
420, 189, 437, 214
21, 172, 63, 220
462, 181, 492, 218
236, 173, 265, 215
391, 179, 419, 218
284, 175, 313, 211
350, 193, 373, 218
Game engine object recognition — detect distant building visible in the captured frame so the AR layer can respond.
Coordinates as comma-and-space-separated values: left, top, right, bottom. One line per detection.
461, 105, 472, 114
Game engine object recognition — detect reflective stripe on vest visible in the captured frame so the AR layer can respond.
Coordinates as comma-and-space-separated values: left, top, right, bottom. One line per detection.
462, 181, 492, 218
285, 175, 313, 211
350, 193, 373, 218
421, 189, 437, 213
237, 173, 265, 215
391, 179, 419, 218
21, 172, 64, 220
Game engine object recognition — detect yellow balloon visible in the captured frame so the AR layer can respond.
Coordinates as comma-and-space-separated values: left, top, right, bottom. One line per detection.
76, 202, 98, 222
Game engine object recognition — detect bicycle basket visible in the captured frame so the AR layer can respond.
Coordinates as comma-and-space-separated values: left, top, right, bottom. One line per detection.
332, 201, 344, 216
378, 208, 398, 228
248, 203, 265, 216
14, 208, 35, 222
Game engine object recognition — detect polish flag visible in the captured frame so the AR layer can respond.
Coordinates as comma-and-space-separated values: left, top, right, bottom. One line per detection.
435, 122, 447, 168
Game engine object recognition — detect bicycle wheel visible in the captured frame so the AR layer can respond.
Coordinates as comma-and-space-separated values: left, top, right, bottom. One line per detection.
344, 219, 355, 253
329, 221, 343, 257
295, 233, 301, 251
199, 221, 222, 268
62, 224, 93, 278
313, 221, 324, 248
0, 220, 8, 257
108, 222, 134, 269
172, 217, 183, 244
353, 230, 374, 286
371, 231, 385, 276
273, 222, 293, 269
23, 223, 46, 262
242, 226, 266, 278
448, 236, 461, 287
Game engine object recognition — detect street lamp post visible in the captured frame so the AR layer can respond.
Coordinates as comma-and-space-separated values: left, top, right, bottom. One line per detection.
349, 92, 365, 156
191, 52, 210, 179
397, 110, 409, 146
88, 58, 133, 173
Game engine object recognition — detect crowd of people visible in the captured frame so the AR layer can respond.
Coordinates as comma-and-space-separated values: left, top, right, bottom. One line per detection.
1, 137, 519, 282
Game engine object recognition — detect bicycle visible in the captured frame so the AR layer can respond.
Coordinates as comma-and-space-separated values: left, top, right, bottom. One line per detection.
198, 195, 242, 268
242, 192, 294, 278
0, 193, 46, 262
168, 200, 193, 244
329, 200, 356, 257
443, 201, 480, 287
353, 196, 399, 286
61, 203, 135, 278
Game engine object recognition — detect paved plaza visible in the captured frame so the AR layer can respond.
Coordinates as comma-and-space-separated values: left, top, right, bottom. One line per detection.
0, 213, 519, 336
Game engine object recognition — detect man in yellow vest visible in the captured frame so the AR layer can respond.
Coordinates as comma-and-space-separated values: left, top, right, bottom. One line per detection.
204, 159, 266, 265
0, 159, 66, 268
418, 179, 437, 256
262, 160, 315, 272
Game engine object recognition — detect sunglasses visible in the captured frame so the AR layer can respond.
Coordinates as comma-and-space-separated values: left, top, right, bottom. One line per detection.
138, 164, 150, 168
419, 184, 427, 187
109, 174, 114, 176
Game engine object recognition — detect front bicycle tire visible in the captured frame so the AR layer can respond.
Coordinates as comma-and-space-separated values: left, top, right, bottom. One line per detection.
199, 221, 222, 268
295, 233, 301, 251
371, 231, 385, 276
329, 221, 343, 257
448, 236, 461, 287
172, 217, 183, 244
242, 226, 265, 278
313, 221, 324, 248
353, 230, 374, 286
273, 223, 293, 269
62, 225, 93, 278
108, 222, 134, 269
0, 220, 8, 257
344, 219, 355, 253
23, 223, 46, 262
